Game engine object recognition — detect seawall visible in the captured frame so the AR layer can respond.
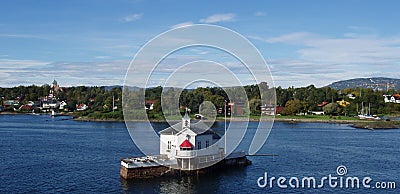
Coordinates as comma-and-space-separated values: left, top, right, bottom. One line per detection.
120, 156, 251, 180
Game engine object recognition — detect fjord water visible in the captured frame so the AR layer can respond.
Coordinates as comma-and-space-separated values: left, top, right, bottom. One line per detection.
0, 115, 398, 193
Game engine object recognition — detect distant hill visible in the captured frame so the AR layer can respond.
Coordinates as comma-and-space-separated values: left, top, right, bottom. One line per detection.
104, 85, 122, 91
104, 85, 143, 91
103, 85, 153, 91
327, 77, 400, 90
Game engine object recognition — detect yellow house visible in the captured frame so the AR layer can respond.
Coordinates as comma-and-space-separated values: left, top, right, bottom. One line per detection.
337, 100, 350, 107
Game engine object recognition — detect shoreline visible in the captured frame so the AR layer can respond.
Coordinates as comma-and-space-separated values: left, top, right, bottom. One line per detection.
273, 117, 372, 124
66, 116, 400, 130
72, 116, 380, 124
2, 112, 399, 129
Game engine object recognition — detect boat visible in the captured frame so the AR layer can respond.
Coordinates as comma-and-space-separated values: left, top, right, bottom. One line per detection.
357, 102, 366, 119
31, 110, 39, 115
358, 103, 381, 120
50, 109, 57, 117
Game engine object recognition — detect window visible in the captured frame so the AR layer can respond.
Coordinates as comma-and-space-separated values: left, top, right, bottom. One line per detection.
167, 141, 171, 150
206, 140, 209, 148
197, 141, 201, 149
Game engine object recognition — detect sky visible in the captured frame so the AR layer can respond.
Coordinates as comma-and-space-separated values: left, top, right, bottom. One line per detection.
1, 0, 400, 88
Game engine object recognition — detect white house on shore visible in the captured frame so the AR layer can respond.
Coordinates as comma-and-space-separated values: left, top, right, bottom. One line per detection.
383, 95, 400, 104
159, 110, 223, 170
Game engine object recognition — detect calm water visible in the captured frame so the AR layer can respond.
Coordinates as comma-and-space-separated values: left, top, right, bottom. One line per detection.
0, 114, 399, 193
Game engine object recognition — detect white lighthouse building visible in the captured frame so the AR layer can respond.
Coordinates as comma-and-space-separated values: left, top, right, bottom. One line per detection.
120, 109, 251, 179
159, 110, 224, 170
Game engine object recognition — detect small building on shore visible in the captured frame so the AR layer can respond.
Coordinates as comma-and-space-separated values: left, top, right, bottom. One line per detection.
310, 111, 325, 115
260, 104, 275, 116
76, 104, 88, 111
383, 94, 400, 103
145, 100, 155, 110
337, 100, 350, 107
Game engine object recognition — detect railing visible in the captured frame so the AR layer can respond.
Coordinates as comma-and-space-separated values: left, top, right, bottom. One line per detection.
198, 153, 223, 164
176, 150, 197, 157
175, 147, 224, 158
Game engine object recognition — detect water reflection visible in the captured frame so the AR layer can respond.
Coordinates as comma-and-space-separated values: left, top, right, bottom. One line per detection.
120, 167, 248, 193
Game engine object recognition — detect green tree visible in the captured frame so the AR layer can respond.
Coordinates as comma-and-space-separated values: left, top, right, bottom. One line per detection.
249, 98, 261, 115
282, 99, 302, 116
323, 102, 339, 115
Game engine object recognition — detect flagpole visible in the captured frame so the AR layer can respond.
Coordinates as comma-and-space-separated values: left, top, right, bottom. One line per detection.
112, 95, 115, 112
224, 100, 227, 156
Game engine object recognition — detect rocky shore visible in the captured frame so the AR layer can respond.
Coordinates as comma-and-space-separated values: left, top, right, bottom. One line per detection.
351, 122, 400, 130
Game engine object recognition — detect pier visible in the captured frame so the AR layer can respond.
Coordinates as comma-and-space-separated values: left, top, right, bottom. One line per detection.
120, 151, 251, 179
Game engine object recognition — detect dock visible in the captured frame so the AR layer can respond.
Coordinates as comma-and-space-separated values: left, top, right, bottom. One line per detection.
120, 151, 251, 179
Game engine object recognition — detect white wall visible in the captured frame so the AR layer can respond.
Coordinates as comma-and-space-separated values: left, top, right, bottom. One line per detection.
160, 134, 175, 158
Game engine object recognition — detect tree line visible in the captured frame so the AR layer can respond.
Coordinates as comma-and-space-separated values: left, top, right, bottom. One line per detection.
0, 85, 123, 119
1, 84, 400, 119
276, 85, 400, 116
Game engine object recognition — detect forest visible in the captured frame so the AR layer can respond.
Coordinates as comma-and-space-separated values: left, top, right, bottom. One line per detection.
1, 83, 400, 120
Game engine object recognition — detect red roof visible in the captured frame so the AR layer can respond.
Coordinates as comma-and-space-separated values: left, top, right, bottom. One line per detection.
146, 100, 155, 104
179, 139, 194, 148
317, 101, 329, 107
275, 106, 285, 114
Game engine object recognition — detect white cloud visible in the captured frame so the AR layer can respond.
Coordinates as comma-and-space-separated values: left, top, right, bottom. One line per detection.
251, 32, 400, 87
0, 33, 46, 39
199, 13, 235, 23
0, 70, 9, 78
302, 37, 400, 65
123, 13, 143, 22
3, 29, 399, 88
251, 32, 400, 65
170, 22, 194, 29
249, 32, 315, 44
0, 59, 51, 68
254, 11, 266, 16
94, 55, 111, 59
0, 59, 130, 87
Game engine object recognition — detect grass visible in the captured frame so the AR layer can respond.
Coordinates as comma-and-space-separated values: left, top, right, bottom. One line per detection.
76, 110, 388, 124
194, 114, 362, 121
275, 115, 360, 121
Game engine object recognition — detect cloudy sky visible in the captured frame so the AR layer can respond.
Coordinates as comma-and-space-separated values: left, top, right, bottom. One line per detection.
1, 0, 400, 88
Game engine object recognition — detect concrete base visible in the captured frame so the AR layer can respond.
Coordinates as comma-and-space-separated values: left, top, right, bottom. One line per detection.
120, 156, 251, 180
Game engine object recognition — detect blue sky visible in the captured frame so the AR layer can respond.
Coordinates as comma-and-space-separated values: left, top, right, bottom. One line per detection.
1, 0, 400, 87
